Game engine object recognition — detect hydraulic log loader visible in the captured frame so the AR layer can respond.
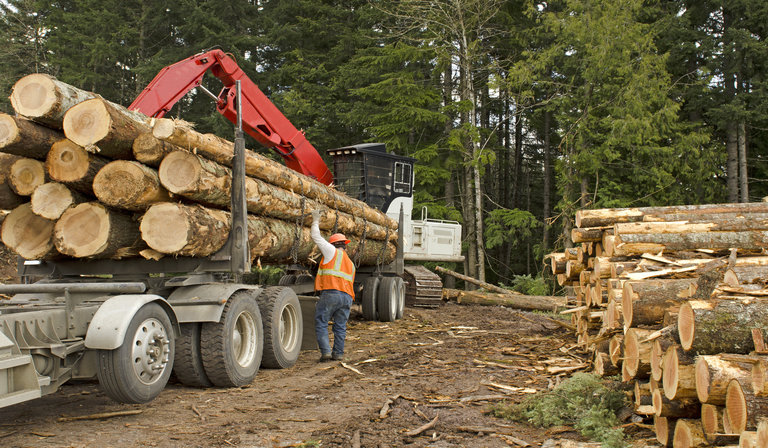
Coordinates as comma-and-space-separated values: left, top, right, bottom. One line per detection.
0, 49, 462, 409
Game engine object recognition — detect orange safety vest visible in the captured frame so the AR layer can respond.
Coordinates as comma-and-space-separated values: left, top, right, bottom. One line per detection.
315, 248, 356, 298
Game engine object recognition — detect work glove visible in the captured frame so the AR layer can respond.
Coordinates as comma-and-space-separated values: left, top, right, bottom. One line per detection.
311, 209, 321, 224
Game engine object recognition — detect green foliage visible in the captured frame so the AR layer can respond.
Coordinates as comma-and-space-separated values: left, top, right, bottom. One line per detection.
490, 373, 628, 448
508, 274, 550, 296
484, 208, 540, 250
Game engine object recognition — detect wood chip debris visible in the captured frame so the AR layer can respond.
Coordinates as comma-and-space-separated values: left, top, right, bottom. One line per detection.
57, 409, 143, 422
404, 413, 439, 437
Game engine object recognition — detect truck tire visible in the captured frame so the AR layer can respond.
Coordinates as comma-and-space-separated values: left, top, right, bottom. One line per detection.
295, 274, 314, 285
377, 277, 398, 322
278, 275, 296, 286
96, 302, 175, 404
361, 277, 379, 321
395, 277, 406, 320
201, 291, 263, 387
256, 286, 302, 369
173, 323, 213, 387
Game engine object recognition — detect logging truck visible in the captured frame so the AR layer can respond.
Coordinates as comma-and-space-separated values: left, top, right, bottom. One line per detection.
0, 49, 462, 408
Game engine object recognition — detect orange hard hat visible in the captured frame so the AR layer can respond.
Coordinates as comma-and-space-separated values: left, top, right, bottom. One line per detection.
329, 233, 350, 245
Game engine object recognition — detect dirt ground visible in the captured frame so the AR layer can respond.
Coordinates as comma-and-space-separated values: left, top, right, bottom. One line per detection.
0, 302, 658, 448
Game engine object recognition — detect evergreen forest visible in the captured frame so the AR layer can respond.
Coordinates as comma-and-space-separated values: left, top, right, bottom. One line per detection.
1, 0, 767, 290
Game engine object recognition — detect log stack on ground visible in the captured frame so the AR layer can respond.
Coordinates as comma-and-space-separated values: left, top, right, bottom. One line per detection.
546, 202, 768, 445
0, 74, 397, 267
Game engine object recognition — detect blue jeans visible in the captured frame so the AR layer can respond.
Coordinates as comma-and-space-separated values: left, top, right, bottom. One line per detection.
314, 290, 353, 356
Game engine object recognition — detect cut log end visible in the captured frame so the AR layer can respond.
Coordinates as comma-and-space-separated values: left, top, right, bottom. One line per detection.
140, 202, 193, 253
700, 404, 720, 435
663, 346, 680, 400
47, 139, 90, 182
54, 202, 112, 257
673, 419, 707, 448
1, 203, 55, 259
31, 182, 76, 220
696, 357, 712, 404
0, 113, 20, 148
62, 98, 111, 147
158, 150, 204, 193
152, 118, 176, 140
9, 158, 46, 196
654, 415, 672, 446
678, 302, 695, 351
9, 73, 57, 118
725, 379, 747, 433
93, 160, 169, 210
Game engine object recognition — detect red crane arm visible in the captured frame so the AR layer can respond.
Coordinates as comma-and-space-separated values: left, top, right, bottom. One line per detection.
129, 49, 334, 185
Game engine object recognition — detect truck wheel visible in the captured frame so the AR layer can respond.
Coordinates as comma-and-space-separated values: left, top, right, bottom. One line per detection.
295, 274, 314, 285
377, 277, 398, 322
278, 275, 296, 286
361, 277, 379, 321
201, 291, 263, 387
96, 302, 174, 404
395, 277, 406, 320
173, 323, 213, 387
256, 287, 302, 369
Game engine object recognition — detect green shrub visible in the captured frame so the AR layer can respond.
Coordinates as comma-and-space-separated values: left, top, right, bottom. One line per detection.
490, 373, 627, 448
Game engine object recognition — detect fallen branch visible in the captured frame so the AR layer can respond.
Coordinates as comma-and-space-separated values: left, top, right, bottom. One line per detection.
57, 409, 143, 422
341, 362, 363, 375
404, 414, 439, 437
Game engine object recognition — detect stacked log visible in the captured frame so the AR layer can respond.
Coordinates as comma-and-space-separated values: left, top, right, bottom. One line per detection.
546, 203, 768, 446
0, 73, 397, 265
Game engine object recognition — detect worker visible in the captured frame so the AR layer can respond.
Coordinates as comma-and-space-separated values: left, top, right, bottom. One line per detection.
311, 210, 356, 362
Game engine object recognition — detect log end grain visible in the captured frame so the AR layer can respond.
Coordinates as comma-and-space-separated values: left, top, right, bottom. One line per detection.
1, 203, 55, 259
651, 339, 665, 382
54, 202, 111, 257
31, 182, 76, 220
700, 403, 721, 435
158, 150, 203, 194
757, 420, 768, 448
678, 302, 695, 351
62, 98, 110, 147
725, 378, 747, 434
47, 139, 90, 182
93, 160, 169, 210
663, 346, 680, 400
9, 73, 57, 119
695, 356, 712, 404
654, 415, 673, 447
752, 361, 767, 396
140, 202, 193, 254
9, 158, 46, 196
0, 113, 20, 148
673, 419, 707, 448
151, 118, 176, 140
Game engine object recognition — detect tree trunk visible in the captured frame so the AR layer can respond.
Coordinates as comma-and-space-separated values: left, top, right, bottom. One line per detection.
9, 158, 46, 196
725, 378, 768, 432
624, 328, 655, 378
672, 419, 708, 447
678, 298, 768, 354
448, 289, 566, 312
616, 229, 768, 252
542, 108, 551, 254
92, 160, 170, 211
739, 120, 748, 203
663, 345, 698, 400
53, 202, 144, 259
63, 98, 151, 159
0, 113, 62, 159
622, 279, 697, 330
434, 266, 516, 296
132, 132, 183, 167
0, 203, 56, 259
9, 73, 98, 129
654, 415, 675, 447
571, 227, 607, 243
0, 154, 25, 210
46, 139, 109, 194
31, 182, 86, 220
695, 354, 755, 405
651, 389, 699, 418
140, 202, 395, 265
151, 118, 397, 230
576, 203, 768, 228
751, 359, 768, 396
724, 265, 768, 285
650, 326, 680, 382
158, 151, 395, 241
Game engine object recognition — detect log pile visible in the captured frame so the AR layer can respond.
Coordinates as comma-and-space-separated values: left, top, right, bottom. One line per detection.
0, 74, 398, 266
546, 203, 768, 447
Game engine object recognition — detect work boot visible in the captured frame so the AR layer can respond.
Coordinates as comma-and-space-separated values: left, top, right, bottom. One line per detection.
331, 353, 343, 361
319, 353, 332, 362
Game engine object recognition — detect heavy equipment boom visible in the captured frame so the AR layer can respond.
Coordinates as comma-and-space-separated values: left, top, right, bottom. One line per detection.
130, 48, 333, 185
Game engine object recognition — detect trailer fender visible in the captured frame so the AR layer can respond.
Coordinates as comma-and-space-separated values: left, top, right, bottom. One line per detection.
166, 284, 262, 323
84, 295, 179, 350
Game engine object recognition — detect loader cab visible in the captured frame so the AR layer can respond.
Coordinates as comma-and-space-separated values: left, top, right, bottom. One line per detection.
328, 143, 463, 263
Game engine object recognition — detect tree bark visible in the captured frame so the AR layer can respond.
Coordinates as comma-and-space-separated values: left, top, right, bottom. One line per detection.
0, 203, 56, 259
158, 151, 395, 241
739, 120, 748, 203
63, 98, 151, 159
434, 266, 519, 296
695, 354, 755, 405
152, 118, 397, 230
92, 160, 170, 211
0, 113, 62, 159
447, 289, 566, 312
0, 154, 25, 210
678, 298, 768, 354
9, 158, 46, 196
31, 182, 86, 220
132, 132, 183, 167
622, 279, 697, 330
140, 202, 395, 265
651, 389, 699, 418
53, 202, 144, 259
650, 326, 680, 381
576, 203, 768, 228
616, 229, 768, 252
46, 139, 109, 194
9, 73, 98, 129
672, 419, 708, 448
